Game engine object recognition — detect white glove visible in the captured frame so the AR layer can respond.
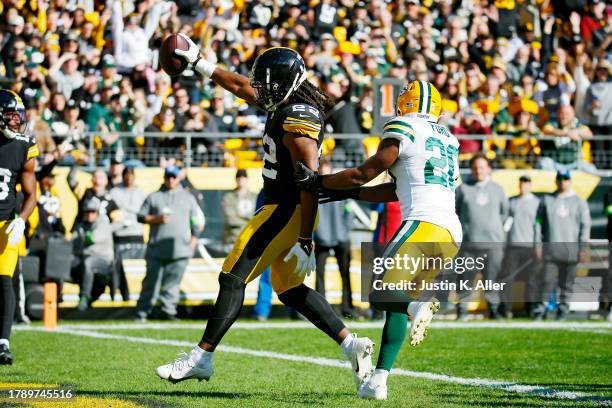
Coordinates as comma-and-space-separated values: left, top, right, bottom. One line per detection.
174, 33, 216, 78
6, 217, 25, 246
284, 238, 315, 277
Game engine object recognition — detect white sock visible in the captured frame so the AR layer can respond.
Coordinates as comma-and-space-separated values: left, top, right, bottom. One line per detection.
0, 338, 8, 348
191, 346, 214, 362
340, 334, 355, 357
370, 368, 389, 385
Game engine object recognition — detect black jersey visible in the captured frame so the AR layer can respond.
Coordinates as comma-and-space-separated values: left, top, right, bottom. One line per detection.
262, 103, 323, 205
0, 134, 39, 221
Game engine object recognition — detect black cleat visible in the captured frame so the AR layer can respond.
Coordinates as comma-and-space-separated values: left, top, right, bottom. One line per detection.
0, 344, 14, 365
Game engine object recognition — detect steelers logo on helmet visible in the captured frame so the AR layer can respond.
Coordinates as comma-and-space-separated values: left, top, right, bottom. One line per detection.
396, 80, 441, 122
0, 89, 27, 138
250, 47, 307, 112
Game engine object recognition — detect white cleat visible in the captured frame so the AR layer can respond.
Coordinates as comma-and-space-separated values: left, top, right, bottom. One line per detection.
345, 334, 375, 390
358, 378, 387, 400
408, 299, 440, 347
156, 350, 214, 384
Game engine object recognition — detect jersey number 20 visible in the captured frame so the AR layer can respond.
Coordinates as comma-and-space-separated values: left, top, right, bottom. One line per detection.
424, 137, 458, 191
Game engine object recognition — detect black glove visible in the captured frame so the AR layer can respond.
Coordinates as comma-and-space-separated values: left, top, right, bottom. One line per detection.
293, 161, 321, 191
318, 187, 360, 204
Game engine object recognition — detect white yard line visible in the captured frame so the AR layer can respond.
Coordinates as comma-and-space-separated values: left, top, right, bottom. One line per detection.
15, 326, 612, 406
17, 321, 612, 332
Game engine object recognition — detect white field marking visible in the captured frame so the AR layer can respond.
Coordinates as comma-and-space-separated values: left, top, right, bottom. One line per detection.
16, 327, 612, 406
14, 321, 612, 332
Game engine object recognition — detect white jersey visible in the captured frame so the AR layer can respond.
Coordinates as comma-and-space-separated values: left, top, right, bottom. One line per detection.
382, 114, 463, 243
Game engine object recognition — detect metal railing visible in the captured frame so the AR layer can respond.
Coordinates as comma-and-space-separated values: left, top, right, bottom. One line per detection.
45, 131, 612, 171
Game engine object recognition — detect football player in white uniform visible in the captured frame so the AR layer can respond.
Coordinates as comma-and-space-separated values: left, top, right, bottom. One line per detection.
295, 80, 462, 400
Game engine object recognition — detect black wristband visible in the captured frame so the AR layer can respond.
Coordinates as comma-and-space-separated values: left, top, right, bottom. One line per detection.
298, 237, 313, 255
191, 56, 202, 69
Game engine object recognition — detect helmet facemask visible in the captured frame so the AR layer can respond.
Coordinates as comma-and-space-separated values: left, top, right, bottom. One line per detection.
0, 108, 27, 139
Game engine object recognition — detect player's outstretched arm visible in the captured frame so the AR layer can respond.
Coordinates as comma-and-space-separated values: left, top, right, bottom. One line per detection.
294, 138, 400, 195
322, 139, 400, 189
174, 34, 258, 106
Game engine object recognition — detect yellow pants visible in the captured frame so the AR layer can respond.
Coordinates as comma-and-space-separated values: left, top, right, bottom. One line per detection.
222, 204, 306, 294
380, 220, 459, 299
0, 219, 19, 277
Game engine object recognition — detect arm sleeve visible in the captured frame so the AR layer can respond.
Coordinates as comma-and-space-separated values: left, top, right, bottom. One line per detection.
500, 186, 509, 221
111, 1, 125, 63
189, 196, 205, 235
534, 199, 544, 244
579, 199, 591, 246
143, 2, 164, 40
137, 196, 151, 224
37, 159, 57, 181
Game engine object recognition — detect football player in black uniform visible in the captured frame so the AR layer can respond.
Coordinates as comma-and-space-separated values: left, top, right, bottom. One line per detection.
0, 90, 38, 365
155, 40, 374, 390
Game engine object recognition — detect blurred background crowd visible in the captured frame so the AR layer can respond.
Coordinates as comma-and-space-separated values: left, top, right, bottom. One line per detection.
0, 0, 610, 170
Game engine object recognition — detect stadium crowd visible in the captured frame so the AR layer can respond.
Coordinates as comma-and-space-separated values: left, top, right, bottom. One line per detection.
0, 0, 610, 169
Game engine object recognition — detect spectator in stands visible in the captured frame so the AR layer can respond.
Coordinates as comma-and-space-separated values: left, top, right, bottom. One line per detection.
210, 90, 238, 134
539, 104, 595, 173
173, 87, 191, 130
48, 52, 84, 101
535, 64, 576, 125
314, 160, 357, 318
110, 0, 168, 72
507, 45, 538, 85
455, 153, 509, 320
108, 159, 125, 189
69, 168, 119, 227
532, 170, 591, 320
135, 166, 203, 321
498, 175, 541, 318
583, 60, 612, 136
110, 166, 146, 245
221, 170, 256, 252
72, 199, 115, 311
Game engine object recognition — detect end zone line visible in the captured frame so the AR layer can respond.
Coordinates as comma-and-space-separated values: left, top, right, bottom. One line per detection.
20, 327, 612, 406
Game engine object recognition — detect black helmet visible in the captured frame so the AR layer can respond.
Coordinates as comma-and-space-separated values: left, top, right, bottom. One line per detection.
0, 89, 26, 137
250, 47, 307, 112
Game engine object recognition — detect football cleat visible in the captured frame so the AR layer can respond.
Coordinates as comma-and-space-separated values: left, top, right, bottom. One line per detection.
156, 350, 213, 384
407, 299, 440, 347
0, 344, 13, 365
358, 378, 387, 400
344, 334, 374, 390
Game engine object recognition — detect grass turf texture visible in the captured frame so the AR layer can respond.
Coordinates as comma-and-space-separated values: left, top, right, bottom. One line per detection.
1, 321, 611, 407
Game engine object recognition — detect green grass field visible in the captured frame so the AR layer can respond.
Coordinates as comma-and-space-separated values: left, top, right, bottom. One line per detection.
1, 320, 611, 407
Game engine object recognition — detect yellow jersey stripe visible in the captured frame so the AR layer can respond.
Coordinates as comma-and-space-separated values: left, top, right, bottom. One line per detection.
26, 145, 39, 160
282, 123, 319, 140
283, 121, 321, 132
284, 117, 322, 129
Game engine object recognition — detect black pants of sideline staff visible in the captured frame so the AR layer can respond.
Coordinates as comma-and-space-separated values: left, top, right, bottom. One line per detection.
315, 241, 354, 315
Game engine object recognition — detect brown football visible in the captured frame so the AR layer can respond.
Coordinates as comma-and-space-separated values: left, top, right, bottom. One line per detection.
159, 34, 189, 76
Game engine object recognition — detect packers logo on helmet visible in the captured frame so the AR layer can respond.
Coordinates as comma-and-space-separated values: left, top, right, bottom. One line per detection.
396, 80, 441, 122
